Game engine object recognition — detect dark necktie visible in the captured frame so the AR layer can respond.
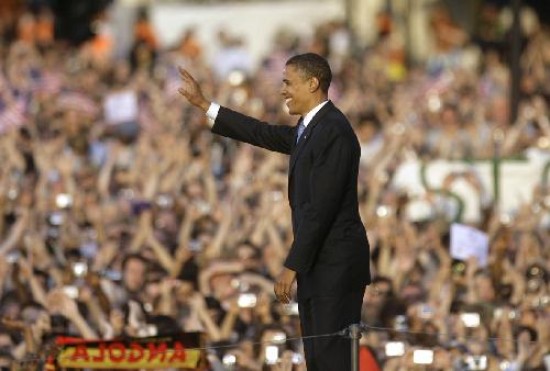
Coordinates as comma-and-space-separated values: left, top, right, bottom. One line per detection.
296, 119, 306, 144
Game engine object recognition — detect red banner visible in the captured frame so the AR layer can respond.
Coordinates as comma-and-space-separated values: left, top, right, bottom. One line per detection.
55, 333, 203, 369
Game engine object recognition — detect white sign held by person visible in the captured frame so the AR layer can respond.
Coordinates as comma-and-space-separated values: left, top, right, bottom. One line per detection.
103, 90, 138, 124
450, 223, 489, 267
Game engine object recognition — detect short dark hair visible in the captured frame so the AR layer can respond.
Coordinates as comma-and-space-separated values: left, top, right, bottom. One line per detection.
286, 53, 332, 93
122, 253, 149, 271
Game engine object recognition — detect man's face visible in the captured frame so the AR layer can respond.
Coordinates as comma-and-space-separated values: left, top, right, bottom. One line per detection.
281, 65, 313, 116
123, 258, 146, 293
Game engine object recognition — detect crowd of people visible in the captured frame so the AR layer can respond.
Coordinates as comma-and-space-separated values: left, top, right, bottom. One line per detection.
0, 1, 549, 370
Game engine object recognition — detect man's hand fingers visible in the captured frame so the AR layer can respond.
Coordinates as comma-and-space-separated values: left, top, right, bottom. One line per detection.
274, 282, 282, 301
178, 67, 194, 83
178, 88, 187, 97
274, 268, 296, 303
281, 291, 290, 304
178, 66, 188, 78
274, 282, 290, 303
178, 68, 190, 85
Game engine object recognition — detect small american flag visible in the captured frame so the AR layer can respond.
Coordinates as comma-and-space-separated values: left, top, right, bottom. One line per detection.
418, 72, 455, 98
33, 71, 63, 94
0, 100, 26, 134
164, 72, 181, 102
260, 50, 289, 87
56, 91, 99, 117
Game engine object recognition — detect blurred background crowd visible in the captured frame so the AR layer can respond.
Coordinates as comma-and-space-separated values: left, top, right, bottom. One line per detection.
0, 0, 549, 370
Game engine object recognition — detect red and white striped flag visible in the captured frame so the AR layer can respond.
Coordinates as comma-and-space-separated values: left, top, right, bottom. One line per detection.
164, 72, 181, 102
418, 72, 455, 98
33, 71, 63, 94
0, 100, 26, 134
56, 91, 99, 117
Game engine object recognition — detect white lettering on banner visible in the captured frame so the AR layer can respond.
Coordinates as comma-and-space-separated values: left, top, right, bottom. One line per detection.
392, 151, 550, 223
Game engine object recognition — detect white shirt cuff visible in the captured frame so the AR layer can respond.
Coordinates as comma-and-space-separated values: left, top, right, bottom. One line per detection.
206, 102, 221, 127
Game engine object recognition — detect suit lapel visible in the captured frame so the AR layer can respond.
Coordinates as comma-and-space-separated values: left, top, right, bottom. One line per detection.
289, 101, 333, 174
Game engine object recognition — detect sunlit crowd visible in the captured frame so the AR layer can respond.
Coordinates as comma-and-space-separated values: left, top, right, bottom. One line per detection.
0, 1, 549, 370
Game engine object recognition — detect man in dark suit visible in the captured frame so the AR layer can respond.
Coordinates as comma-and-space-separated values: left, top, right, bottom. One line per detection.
179, 53, 371, 371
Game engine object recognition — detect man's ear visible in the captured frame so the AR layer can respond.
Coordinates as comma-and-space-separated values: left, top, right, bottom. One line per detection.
309, 77, 320, 93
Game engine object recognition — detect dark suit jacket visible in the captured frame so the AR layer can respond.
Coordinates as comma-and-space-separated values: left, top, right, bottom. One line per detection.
211, 101, 371, 300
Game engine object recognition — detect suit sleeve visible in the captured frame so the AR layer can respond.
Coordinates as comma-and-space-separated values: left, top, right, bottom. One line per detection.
212, 106, 294, 155
284, 130, 353, 273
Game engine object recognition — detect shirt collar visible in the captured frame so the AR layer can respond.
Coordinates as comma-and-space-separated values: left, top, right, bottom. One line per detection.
302, 100, 329, 128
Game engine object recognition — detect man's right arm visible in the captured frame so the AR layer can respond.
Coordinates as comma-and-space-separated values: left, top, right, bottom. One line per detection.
211, 106, 294, 155
178, 67, 294, 154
